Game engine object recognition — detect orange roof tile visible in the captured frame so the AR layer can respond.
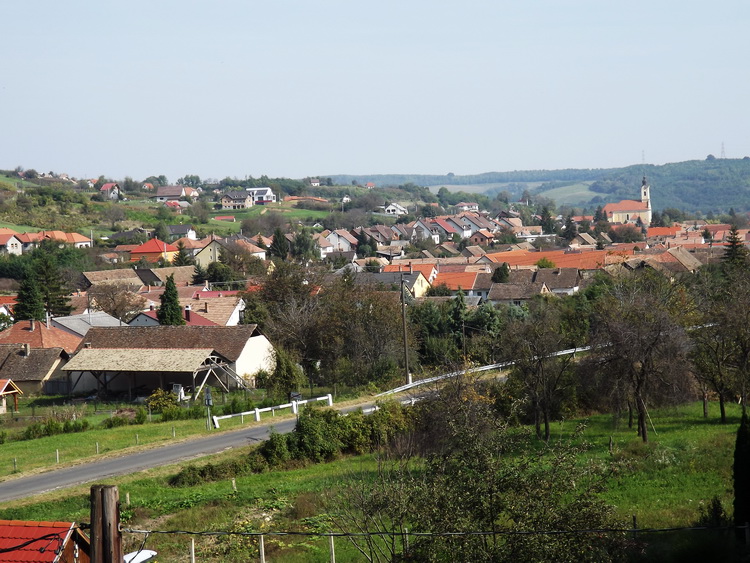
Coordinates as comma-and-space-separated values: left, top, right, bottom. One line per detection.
432, 271, 478, 291
0, 320, 81, 354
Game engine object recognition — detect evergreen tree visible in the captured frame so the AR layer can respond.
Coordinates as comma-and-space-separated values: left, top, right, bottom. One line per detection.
157, 274, 185, 325
735, 414, 750, 539
492, 262, 510, 283
172, 241, 194, 266
594, 205, 606, 223
723, 225, 749, 269
14, 275, 45, 321
33, 253, 72, 317
269, 227, 289, 260
192, 264, 207, 285
562, 213, 578, 241
540, 206, 555, 234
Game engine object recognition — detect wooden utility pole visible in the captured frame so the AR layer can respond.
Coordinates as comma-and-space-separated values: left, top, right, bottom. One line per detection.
90, 485, 122, 563
400, 274, 411, 385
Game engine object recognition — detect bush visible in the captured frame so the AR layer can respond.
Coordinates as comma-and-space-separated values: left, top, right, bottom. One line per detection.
146, 388, 178, 413
161, 404, 204, 422
102, 416, 130, 429
134, 407, 147, 425
260, 432, 291, 467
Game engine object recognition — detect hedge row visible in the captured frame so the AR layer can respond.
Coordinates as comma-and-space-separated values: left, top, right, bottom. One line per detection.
169, 402, 412, 487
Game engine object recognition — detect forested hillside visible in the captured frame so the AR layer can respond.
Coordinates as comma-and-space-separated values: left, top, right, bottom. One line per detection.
331, 157, 750, 213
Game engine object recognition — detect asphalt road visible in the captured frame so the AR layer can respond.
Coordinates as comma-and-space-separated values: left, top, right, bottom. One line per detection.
0, 400, 382, 503
0, 416, 300, 503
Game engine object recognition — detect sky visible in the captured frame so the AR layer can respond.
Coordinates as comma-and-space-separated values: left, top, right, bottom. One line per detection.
1, 1, 749, 183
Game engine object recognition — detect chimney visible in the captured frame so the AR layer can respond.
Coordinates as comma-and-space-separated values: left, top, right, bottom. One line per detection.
185, 305, 191, 322
149, 303, 155, 311
85, 342, 91, 348
204, 303, 209, 313
29, 319, 35, 331
23, 343, 30, 357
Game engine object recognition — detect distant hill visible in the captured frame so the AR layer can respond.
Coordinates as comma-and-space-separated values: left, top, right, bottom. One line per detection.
330, 158, 750, 212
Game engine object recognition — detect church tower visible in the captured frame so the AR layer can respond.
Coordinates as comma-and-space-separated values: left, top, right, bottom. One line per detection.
641, 176, 651, 210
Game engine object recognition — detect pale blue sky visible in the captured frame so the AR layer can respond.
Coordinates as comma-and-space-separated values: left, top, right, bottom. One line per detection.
1, 1, 748, 182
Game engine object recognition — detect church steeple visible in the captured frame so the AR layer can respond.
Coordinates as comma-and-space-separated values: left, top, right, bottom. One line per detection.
641, 176, 651, 210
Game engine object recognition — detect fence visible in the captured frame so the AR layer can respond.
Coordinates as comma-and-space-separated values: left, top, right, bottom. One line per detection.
211, 394, 333, 429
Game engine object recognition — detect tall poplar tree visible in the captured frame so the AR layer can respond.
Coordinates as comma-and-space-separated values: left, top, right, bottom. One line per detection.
157, 274, 185, 325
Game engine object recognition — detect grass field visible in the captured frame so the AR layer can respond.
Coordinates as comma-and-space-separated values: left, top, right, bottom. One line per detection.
534, 181, 599, 207
0, 400, 741, 561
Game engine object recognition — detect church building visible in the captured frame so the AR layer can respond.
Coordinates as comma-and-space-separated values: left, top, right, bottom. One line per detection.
603, 176, 652, 226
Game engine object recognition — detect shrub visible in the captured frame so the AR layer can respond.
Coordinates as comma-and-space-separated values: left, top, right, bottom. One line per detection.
146, 388, 178, 413
261, 432, 291, 467
102, 416, 130, 429
134, 407, 147, 425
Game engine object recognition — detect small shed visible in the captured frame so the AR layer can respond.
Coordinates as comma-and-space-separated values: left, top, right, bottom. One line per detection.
0, 379, 21, 414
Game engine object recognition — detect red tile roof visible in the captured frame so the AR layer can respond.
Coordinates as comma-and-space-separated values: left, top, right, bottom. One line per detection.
432, 271, 478, 291
485, 248, 635, 270
130, 238, 178, 257
0, 520, 82, 562
0, 321, 81, 354
647, 226, 680, 237
602, 200, 649, 213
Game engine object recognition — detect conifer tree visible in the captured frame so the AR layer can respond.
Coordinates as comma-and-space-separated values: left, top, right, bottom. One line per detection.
723, 225, 749, 269
32, 253, 72, 317
269, 227, 289, 260
172, 241, 194, 266
192, 263, 208, 285
157, 274, 185, 325
14, 275, 45, 321
492, 262, 510, 283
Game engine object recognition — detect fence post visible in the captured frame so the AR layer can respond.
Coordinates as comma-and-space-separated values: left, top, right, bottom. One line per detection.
292, 401, 298, 414
56, 449, 59, 464
259, 534, 266, 563
329, 532, 335, 562
190, 538, 195, 563
90, 485, 122, 563
255, 408, 260, 422
327, 394, 333, 407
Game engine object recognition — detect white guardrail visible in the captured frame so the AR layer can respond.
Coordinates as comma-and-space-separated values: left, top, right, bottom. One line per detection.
376, 346, 591, 397
211, 345, 593, 429
212, 394, 333, 429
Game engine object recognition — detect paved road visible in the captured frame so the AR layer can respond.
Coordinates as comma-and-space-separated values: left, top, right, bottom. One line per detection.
0, 417, 300, 503
0, 400, 382, 503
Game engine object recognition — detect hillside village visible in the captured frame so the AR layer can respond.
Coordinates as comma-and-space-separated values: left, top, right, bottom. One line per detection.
0, 172, 746, 399
0, 168, 749, 562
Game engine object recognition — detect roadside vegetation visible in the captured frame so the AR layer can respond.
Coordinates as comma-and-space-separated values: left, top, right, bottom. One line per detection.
0, 391, 742, 562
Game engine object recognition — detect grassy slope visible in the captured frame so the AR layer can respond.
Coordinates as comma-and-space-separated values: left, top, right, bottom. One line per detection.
0, 401, 740, 561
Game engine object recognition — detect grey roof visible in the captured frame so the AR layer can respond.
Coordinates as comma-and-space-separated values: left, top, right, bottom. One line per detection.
355, 272, 422, 290
135, 265, 196, 287
77, 325, 260, 362
223, 191, 250, 201
414, 295, 482, 308
533, 268, 580, 290
51, 311, 123, 337
0, 345, 66, 382
81, 269, 144, 287
167, 224, 195, 235
63, 348, 217, 373
487, 282, 548, 301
